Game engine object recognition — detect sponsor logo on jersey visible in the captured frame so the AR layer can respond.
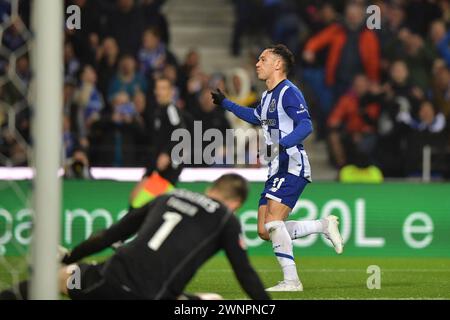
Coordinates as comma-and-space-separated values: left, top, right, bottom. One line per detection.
261, 119, 277, 126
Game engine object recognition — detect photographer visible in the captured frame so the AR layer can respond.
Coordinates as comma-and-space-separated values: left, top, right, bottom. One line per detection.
64, 148, 92, 179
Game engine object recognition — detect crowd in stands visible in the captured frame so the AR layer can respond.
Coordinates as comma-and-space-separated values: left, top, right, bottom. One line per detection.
0, 0, 236, 176
233, 0, 450, 179
0, 0, 449, 180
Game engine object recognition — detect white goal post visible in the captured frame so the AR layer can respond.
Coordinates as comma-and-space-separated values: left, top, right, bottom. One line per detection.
30, 0, 63, 299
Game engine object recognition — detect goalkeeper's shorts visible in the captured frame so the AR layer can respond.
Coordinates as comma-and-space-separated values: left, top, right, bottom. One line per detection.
67, 263, 205, 300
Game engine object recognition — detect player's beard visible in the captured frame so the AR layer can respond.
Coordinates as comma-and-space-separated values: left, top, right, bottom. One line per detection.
256, 71, 267, 81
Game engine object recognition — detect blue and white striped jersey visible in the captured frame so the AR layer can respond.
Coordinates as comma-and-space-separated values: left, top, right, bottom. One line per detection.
254, 79, 312, 181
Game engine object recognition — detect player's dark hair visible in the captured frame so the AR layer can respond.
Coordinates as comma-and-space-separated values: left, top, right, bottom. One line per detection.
266, 44, 295, 75
210, 174, 249, 204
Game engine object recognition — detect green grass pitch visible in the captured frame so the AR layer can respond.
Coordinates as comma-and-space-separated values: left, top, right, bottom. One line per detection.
186, 255, 450, 300
1, 255, 449, 299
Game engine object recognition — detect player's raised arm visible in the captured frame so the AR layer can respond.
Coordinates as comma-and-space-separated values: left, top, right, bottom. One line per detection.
62, 200, 157, 264
211, 89, 260, 125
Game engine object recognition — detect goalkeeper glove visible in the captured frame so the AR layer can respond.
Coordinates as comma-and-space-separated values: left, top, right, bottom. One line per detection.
58, 245, 70, 264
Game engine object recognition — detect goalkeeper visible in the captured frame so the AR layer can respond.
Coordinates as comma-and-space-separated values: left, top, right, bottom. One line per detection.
0, 174, 269, 300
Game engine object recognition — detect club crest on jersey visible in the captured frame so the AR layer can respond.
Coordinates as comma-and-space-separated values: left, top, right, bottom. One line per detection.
269, 99, 276, 112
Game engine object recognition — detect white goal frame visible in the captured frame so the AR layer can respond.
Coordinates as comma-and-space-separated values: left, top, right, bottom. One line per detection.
30, 0, 63, 299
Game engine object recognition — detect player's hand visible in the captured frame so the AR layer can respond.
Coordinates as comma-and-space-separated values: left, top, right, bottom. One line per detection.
211, 89, 225, 106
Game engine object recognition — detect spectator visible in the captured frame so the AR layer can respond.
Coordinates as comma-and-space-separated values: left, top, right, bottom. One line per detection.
327, 74, 381, 168
231, 0, 261, 56
133, 90, 151, 130
108, 55, 148, 102
185, 65, 209, 101
89, 91, 145, 167
385, 59, 422, 118
397, 100, 447, 133
303, 2, 380, 101
63, 77, 77, 120
96, 37, 120, 100
65, 0, 102, 66
179, 49, 202, 103
301, 2, 338, 140
376, 60, 421, 176
404, 0, 442, 38
439, 0, 450, 25
138, 27, 177, 78
106, 0, 145, 55
271, 0, 305, 54
73, 65, 104, 148
64, 41, 81, 83
376, 2, 407, 75
430, 20, 450, 67
0, 128, 27, 166
397, 100, 447, 176
63, 115, 77, 160
141, 0, 170, 44
67, 0, 102, 36
430, 62, 450, 120
396, 28, 436, 91
180, 49, 200, 80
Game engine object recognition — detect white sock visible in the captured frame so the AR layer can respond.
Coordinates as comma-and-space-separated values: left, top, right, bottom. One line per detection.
265, 220, 299, 283
285, 219, 324, 240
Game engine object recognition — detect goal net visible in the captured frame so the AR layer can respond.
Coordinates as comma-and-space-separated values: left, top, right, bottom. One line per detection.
1, 0, 62, 299
0, 0, 33, 296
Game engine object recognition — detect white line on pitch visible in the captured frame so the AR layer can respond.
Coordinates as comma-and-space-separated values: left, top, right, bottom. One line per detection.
204, 269, 450, 272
